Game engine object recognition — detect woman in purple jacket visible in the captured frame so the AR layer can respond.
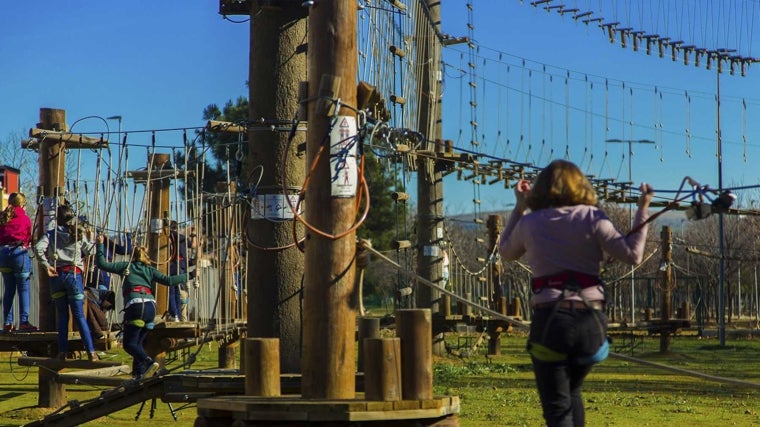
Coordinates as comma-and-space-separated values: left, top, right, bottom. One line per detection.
499, 160, 653, 427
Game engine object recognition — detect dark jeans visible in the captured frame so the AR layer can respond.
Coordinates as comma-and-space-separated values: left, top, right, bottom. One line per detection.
51, 272, 95, 353
168, 262, 187, 320
529, 306, 607, 427
0, 246, 31, 325
123, 301, 157, 377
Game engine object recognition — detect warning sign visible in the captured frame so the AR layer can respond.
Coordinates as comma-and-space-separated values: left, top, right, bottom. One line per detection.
330, 115, 358, 197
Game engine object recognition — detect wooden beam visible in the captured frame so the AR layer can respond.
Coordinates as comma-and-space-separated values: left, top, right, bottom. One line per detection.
25, 128, 109, 149
206, 120, 246, 133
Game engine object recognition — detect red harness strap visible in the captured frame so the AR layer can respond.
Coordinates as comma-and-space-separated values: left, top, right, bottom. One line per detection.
531, 270, 601, 292
57, 265, 83, 274
131, 285, 153, 295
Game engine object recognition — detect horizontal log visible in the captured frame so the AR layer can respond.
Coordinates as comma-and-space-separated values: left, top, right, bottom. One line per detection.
25, 128, 109, 149
206, 120, 245, 133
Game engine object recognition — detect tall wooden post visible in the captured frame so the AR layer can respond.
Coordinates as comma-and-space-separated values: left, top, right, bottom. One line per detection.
486, 214, 503, 355
216, 181, 237, 324
660, 226, 672, 352
22, 108, 109, 333
301, 0, 358, 399
146, 153, 172, 315
247, 1, 308, 375
217, 181, 238, 368
415, 0, 445, 313
32, 108, 67, 332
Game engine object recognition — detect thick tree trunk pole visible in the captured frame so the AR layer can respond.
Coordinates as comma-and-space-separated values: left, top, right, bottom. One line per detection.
247, 1, 308, 375
35, 108, 67, 332
147, 153, 171, 317
301, 0, 358, 399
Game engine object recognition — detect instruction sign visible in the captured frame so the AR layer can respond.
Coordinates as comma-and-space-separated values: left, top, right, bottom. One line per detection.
251, 194, 300, 220
329, 115, 358, 198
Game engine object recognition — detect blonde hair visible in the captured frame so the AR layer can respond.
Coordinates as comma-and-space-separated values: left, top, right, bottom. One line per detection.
0, 193, 26, 226
526, 160, 597, 211
131, 246, 151, 265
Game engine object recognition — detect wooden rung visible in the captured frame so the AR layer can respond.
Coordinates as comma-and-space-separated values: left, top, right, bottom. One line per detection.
473, 218, 484, 224
390, 95, 406, 105
476, 257, 486, 263
479, 296, 490, 301
392, 240, 412, 250
389, 45, 406, 58
478, 277, 487, 282
392, 192, 409, 201
389, 0, 407, 11
395, 143, 410, 153
475, 238, 484, 243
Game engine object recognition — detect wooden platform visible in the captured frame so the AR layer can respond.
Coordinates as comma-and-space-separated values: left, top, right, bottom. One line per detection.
196, 394, 459, 426
0, 331, 114, 356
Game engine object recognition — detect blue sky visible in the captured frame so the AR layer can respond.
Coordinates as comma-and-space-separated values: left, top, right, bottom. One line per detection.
2, 1, 760, 217
1, 2, 248, 147
437, 1, 760, 214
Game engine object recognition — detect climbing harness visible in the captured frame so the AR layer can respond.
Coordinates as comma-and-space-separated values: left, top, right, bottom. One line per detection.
527, 270, 610, 365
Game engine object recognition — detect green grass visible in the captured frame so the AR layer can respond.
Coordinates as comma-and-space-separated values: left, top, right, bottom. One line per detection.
436, 331, 760, 426
2, 333, 760, 426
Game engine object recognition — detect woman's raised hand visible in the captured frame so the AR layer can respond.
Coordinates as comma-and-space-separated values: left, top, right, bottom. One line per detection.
514, 179, 531, 210
638, 182, 654, 209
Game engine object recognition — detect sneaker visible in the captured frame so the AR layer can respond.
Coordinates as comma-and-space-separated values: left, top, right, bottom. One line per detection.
88, 352, 100, 362
18, 322, 38, 332
140, 362, 160, 380
3, 324, 14, 333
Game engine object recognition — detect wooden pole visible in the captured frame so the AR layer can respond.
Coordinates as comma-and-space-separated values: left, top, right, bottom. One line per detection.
357, 316, 380, 372
415, 0, 444, 313
363, 337, 402, 401
34, 108, 67, 332
660, 226, 672, 353
302, 0, 358, 400
246, 0, 308, 375
243, 338, 281, 397
146, 153, 172, 317
216, 181, 237, 324
486, 214, 503, 356
396, 309, 433, 400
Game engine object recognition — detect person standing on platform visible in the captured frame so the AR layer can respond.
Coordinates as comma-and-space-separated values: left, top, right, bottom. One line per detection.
499, 159, 653, 427
167, 221, 196, 322
94, 234, 190, 379
0, 192, 36, 332
34, 204, 99, 361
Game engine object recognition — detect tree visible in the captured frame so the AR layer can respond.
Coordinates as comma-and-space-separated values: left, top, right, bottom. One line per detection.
0, 131, 39, 197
